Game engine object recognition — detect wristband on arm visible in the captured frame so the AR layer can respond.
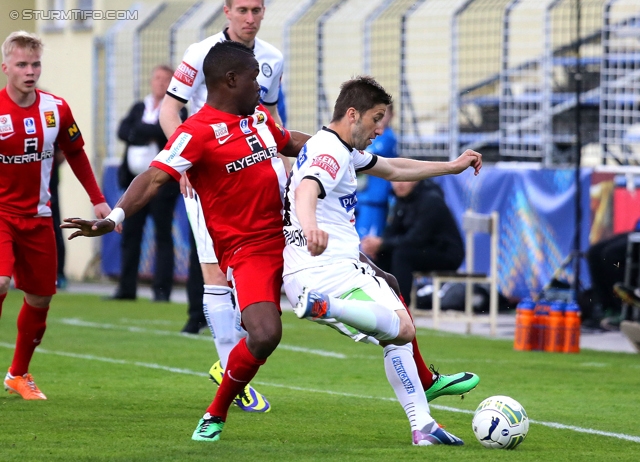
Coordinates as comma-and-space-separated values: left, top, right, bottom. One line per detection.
105, 207, 125, 226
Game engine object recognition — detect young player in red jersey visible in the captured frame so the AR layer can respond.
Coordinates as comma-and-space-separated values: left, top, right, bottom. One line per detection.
0, 31, 111, 399
63, 41, 309, 441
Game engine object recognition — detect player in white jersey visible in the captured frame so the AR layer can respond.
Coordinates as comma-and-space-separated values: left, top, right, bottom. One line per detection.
283, 76, 482, 446
159, 0, 281, 413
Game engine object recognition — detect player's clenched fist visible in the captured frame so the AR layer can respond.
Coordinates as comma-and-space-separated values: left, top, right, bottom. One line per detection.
452, 149, 482, 176
305, 228, 329, 257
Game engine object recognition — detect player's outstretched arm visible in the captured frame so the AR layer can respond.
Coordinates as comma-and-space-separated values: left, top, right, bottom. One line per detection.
368, 149, 482, 181
62, 167, 173, 240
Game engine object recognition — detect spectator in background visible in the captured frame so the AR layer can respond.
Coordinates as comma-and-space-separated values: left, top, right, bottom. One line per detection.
585, 230, 635, 330
109, 65, 186, 302
361, 179, 464, 306
356, 103, 397, 239
613, 282, 640, 352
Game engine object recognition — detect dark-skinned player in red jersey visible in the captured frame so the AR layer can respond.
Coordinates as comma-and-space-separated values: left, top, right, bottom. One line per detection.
63, 40, 309, 441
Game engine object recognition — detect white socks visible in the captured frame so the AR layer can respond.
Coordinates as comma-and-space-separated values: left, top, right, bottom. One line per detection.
203, 285, 236, 368
327, 297, 400, 342
383, 344, 435, 432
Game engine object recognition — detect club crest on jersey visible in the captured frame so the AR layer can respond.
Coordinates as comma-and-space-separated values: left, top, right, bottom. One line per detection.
67, 122, 81, 141
44, 111, 56, 128
24, 117, 36, 134
240, 118, 252, 134
255, 112, 266, 125
261, 63, 272, 77
0, 114, 14, 135
339, 192, 358, 212
174, 61, 197, 87
311, 154, 339, 180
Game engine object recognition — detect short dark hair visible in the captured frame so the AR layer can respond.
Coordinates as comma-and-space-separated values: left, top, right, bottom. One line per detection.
203, 40, 255, 85
331, 76, 393, 122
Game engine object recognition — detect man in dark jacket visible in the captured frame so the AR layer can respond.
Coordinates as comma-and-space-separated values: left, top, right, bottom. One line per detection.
110, 65, 186, 301
361, 179, 464, 305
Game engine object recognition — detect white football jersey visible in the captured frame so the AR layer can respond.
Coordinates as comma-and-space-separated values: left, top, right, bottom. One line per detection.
283, 127, 378, 275
167, 29, 284, 115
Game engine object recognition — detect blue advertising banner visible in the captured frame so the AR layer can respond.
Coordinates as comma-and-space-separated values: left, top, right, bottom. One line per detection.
432, 166, 592, 299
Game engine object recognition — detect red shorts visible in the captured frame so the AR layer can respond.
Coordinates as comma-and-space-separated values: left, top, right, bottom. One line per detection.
0, 215, 57, 296
226, 238, 284, 312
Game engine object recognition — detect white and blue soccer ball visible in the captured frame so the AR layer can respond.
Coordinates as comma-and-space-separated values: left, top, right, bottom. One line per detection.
472, 395, 529, 449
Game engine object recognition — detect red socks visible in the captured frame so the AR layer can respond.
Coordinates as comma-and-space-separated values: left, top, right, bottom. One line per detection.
0, 292, 6, 318
399, 294, 435, 390
206, 337, 266, 420
10, 299, 49, 377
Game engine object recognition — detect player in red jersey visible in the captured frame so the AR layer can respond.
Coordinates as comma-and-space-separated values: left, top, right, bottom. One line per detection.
0, 31, 111, 400
62, 41, 309, 441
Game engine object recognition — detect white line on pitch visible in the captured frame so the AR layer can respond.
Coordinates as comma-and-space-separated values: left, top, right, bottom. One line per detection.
55, 318, 346, 359
1, 342, 638, 444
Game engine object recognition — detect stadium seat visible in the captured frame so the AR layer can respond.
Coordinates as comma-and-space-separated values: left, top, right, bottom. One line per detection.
410, 210, 499, 336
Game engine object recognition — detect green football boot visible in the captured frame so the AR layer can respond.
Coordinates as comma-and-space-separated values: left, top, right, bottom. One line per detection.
425, 365, 480, 402
192, 413, 224, 442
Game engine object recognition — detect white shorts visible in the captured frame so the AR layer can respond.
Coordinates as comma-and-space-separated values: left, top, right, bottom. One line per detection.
184, 193, 218, 264
283, 259, 404, 345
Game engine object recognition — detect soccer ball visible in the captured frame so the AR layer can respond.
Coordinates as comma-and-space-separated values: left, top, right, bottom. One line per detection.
472, 395, 529, 449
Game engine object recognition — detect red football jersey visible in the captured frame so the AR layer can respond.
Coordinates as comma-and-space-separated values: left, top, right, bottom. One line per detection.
151, 104, 291, 271
0, 88, 85, 217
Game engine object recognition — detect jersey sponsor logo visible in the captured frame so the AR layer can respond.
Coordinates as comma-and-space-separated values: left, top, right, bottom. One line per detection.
225, 145, 278, 173
0, 149, 54, 164
240, 118, 252, 134
339, 192, 358, 212
174, 61, 197, 87
165, 132, 192, 163
392, 356, 415, 394
211, 123, 232, 144
67, 122, 81, 141
296, 144, 308, 169
0, 114, 14, 135
311, 154, 339, 180
261, 63, 272, 77
256, 112, 266, 125
284, 227, 307, 247
24, 117, 36, 134
245, 135, 263, 153
44, 111, 56, 128
25, 138, 38, 153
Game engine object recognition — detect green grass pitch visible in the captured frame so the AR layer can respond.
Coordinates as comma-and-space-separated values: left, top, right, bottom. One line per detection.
1, 291, 639, 461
